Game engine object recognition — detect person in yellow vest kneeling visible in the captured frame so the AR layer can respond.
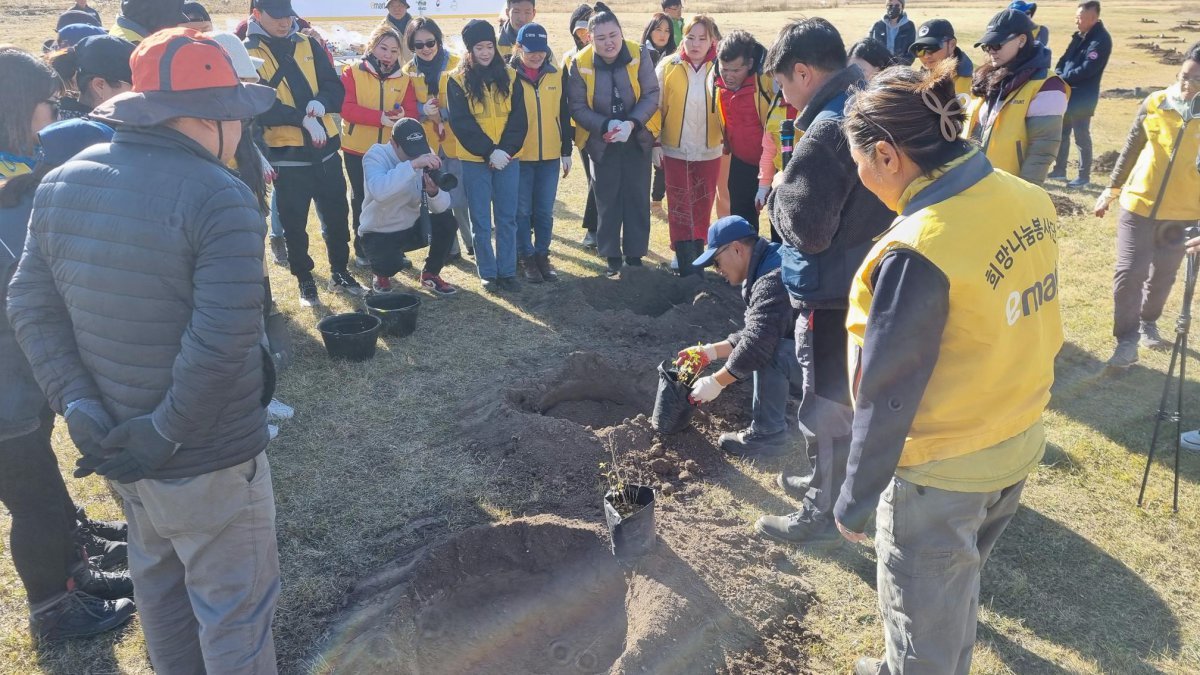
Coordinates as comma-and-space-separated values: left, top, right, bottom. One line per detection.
835, 62, 1063, 675
1094, 43, 1200, 369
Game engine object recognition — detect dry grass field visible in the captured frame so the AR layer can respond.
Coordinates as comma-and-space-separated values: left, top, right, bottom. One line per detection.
2, 0, 1200, 673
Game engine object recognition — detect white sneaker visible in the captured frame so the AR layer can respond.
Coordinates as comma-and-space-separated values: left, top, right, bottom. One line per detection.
267, 399, 294, 422
1181, 430, 1200, 454
268, 424, 279, 441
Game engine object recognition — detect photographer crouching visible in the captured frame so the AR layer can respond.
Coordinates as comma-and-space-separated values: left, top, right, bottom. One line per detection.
360, 118, 460, 295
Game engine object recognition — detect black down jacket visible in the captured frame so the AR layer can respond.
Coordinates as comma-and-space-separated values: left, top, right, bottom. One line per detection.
7, 126, 270, 479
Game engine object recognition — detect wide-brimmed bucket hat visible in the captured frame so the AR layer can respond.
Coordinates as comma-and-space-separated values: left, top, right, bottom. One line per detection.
92, 27, 276, 127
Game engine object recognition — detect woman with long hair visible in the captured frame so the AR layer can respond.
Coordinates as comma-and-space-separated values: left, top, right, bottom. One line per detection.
655, 15, 724, 276
837, 61, 1062, 675
404, 16, 472, 260
0, 49, 62, 180
48, 35, 135, 120
1094, 42, 1200, 369
965, 8, 1066, 184
340, 25, 418, 276
642, 12, 676, 219
445, 19, 528, 293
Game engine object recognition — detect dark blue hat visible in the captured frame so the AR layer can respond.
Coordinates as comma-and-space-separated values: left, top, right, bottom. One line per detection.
57, 24, 108, 47
253, 0, 295, 19
57, 9, 102, 30
517, 23, 550, 53
36, 119, 115, 168
693, 216, 756, 268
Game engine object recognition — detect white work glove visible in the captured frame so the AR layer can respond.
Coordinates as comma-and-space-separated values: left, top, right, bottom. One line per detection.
561, 155, 572, 177
606, 119, 622, 133
1094, 188, 1119, 218
610, 120, 634, 143
689, 375, 725, 404
754, 186, 770, 210
305, 100, 325, 118
301, 116, 327, 148
652, 145, 663, 167
488, 149, 511, 171
259, 149, 276, 184
380, 112, 397, 127
422, 99, 440, 118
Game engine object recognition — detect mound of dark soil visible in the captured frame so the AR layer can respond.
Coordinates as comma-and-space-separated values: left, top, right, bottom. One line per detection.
1051, 192, 1087, 217
1094, 150, 1119, 175
579, 267, 698, 317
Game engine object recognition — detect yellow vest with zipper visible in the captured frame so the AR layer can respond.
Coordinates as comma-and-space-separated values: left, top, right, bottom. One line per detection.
404, 53, 461, 157
446, 68, 518, 162
340, 63, 412, 155
0, 160, 31, 181
246, 36, 340, 149
964, 75, 1063, 175
572, 40, 662, 148
108, 22, 143, 43
658, 56, 722, 150
516, 67, 565, 162
1119, 90, 1200, 221
764, 93, 799, 172
846, 153, 1063, 468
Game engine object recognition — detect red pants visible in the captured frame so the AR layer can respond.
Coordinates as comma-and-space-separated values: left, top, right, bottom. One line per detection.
663, 155, 721, 247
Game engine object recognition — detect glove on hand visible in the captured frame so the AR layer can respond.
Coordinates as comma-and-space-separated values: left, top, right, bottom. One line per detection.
610, 120, 634, 143
689, 375, 725, 404
676, 344, 717, 371
259, 150, 277, 184
422, 99, 440, 117
755, 186, 770, 210
305, 100, 325, 117
488, 149, 511, 171
96, 415, 180, 484
1094, 188, 1118, 217
561, 155, 572, 177
302, 116, 327, 148
65, 399, 115, 478
381, 112, 397, 127
652, 146, 664, 167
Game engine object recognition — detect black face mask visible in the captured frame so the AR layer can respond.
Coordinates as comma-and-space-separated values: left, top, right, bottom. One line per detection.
886, 5, 902, 19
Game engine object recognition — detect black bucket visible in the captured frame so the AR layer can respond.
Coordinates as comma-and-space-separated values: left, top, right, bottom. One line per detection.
317, 313, 381, 361
650, 360, 695, 434
365, 293, 421, 337
604, 484, 656, 557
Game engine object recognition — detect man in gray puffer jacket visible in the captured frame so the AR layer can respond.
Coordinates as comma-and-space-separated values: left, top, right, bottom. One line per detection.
8, 30, 282, 673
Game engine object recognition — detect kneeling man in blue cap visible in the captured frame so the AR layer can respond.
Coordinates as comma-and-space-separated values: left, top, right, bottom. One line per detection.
676, 216, 803, 458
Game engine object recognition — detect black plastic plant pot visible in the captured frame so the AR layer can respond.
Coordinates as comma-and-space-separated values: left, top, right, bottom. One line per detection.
651, 359, 695, 434
604, 484, 656, 558
316, 312, 381, 362
364, 292, 421, 337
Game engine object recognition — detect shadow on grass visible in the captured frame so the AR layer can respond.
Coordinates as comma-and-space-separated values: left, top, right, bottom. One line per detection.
983, 505, 1182, 673
34, 624, 131, 675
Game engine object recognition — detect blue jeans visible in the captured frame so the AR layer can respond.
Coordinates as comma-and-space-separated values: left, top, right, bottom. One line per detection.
517, 159, 559, 256
752, 337, 804, 436
462, 159, 520, 279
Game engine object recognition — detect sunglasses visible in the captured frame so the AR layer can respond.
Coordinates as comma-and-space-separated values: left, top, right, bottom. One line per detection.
413, 39, 437, 50
711, 243, 735, 270
912, 42, 945, 56
981, 34, 1019, 53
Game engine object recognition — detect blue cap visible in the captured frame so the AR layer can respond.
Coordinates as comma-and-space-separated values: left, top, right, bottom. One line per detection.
692, 216, 756, 268
517, 23, 550, 53
36, 119, 115, 169
57, 23, 108, 47
1008, 0, 1037, 15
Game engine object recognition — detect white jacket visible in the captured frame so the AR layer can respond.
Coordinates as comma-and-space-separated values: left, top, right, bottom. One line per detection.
359, 142, 452, 235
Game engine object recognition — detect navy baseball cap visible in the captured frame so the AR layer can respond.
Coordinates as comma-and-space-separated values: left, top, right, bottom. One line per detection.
254, 0, 296, 19
517, 23, 550, 53
910, 19, 956, 53
975, 9, 1035, 48
693, 216, 756, 268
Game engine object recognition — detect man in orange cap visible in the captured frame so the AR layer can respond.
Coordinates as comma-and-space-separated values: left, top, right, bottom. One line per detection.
8, 28, 282, 673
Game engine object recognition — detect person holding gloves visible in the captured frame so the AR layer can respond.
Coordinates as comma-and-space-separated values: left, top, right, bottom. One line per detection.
1094, 42, 1200, 369
567, 5, 661, 278
446, 19, 528, 293
511, 23, 571, 283
678, 216, 803, 458
1051, 0, 1112, 187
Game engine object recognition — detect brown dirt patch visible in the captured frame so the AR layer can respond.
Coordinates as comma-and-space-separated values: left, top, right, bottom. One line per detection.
1094, 150, 1120, 175
1051, 192, 1088, 217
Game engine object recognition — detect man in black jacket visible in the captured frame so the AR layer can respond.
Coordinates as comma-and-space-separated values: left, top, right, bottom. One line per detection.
1051, 0, 1112, 186
9, 30, 282, 672
677, 217, 802, 458
756, 18, 894, 548
868, 0, 916, 66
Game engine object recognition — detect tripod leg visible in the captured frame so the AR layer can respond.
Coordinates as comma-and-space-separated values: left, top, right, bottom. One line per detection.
1174, 331, 1187, 513
1138, 333, 1184, 507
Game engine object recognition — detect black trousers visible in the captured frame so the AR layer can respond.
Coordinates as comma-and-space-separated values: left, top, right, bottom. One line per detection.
580, 148, 598, 232
651, 165, 666, 203
728, 155, 761, 233
360, 209, 457, 277
0, 410, 78, 604
274, 154, 351, 280
342, 152, 368, 259
592, 142, 651, 259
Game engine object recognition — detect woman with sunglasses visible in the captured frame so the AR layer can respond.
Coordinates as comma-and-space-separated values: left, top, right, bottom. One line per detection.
1094, 42, 1200, 370
642, 12, 676, 220
965, 8, 1066, 185
0, 49, 63, 180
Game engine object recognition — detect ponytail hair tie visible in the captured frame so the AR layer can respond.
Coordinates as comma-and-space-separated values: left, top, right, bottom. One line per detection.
920, 88, 963, 142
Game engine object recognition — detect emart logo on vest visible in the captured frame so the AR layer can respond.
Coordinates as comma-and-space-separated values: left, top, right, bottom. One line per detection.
1006, 269, 1058, 326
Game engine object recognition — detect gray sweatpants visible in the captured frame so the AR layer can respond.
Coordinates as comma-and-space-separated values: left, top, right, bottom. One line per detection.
1112, 208, 1190, 343
874, 477, 1026, 675
112, 452, 280, 675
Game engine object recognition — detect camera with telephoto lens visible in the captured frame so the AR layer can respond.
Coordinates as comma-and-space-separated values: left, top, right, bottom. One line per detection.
424, 168, 457, 191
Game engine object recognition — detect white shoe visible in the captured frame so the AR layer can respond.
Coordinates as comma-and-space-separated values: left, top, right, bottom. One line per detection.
268, 424, 279, 441
1181, 430, 1200, 453
267, 399, 294, 422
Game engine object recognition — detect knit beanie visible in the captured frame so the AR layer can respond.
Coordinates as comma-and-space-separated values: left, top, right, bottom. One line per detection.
462, 19, 497, 51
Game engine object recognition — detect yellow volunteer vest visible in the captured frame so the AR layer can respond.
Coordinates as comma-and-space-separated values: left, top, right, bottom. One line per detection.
0, 159, 31, 181
516, 68, 565, 162
572, 40, 662, 148
404, 53, 461, 157
1119, 90, 1200, 221
846, 153, 1063, 467
340, 63, 412, 155
965, 75, 1064, 175
952, 74, 974, 109
246, 35, 340, 149
109, 22, 143, 43
765, 93, 798, 172
658, 56, 722, 150
446, 68, 518, 162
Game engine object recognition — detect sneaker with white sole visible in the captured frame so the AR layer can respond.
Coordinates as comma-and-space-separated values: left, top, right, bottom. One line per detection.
267, 399, 294, 422
421, 272, 457, 295
298, 278, 320, 307
372, 275, 393, 294
329, 270, 366, 296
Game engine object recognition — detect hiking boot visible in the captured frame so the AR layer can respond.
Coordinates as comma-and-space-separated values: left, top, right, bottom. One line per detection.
76, 508, 126, 542
755, 505, 842, 549
371, 275, 393, 294
1046, 171, 1067, 181
267, 398, 294, 422
421, 272, 458, 296
651, 201, 667, 221
535, 252, 558, 281
719, 428, 793, 459
522, 255, 544, 283
75, 528, 127, 571
71, 563, 134, 601
1140, 321, 1171, 350
269, 236, 287, 266
497, 277, 521, 293
30, 591, 135, 644
1067, 176, 1091, 189
582, 231, 597, 249
298, 278, 320, 307
1181, 429, 1200, 454
605, 257, 622, 279
329, 269, 366, 297
624, 256, 642, 267
1106, 340, 1139, 370
854, 656, 888, 675
481, 277, 499, 294
777, 471, 813, 500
